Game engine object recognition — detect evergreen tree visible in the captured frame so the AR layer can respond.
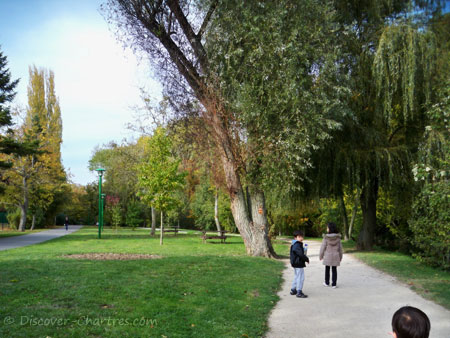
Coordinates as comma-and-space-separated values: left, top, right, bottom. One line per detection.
0, 47, 28, 172
0, 48, 18, 132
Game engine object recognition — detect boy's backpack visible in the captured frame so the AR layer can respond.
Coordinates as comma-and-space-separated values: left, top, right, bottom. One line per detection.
290, 242, 303, 267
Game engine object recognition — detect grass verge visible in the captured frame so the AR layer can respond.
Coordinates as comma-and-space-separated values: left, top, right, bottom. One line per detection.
0, 229, 47, 238
343, 240, 450, 310
0, 227, 287, 338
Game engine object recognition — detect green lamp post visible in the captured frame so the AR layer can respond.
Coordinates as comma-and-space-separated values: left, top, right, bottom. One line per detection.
96, 168, 105, 239
101, 193, 106, 232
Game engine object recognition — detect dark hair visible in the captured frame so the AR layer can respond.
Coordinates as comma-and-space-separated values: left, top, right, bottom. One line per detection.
293, 230, 304, 238
392, 306, 430, 338
327, 222, 338, 234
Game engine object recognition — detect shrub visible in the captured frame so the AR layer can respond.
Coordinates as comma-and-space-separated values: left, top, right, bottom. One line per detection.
126, 201, 143, 230
409, 180, 450, 269
6, 208, 21, 230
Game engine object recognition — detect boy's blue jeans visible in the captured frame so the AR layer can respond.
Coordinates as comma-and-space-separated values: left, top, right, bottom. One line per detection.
291, 268, 305, 292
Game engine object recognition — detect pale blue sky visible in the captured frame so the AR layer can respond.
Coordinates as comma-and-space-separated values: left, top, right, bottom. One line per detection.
0, 0, 161, 185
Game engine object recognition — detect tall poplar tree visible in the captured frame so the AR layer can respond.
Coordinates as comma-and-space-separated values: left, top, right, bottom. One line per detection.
1, 66, 65, 231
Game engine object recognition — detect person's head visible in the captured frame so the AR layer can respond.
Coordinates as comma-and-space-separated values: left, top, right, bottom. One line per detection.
293, 230, 304, 241
327, 222, 338, 234
391, 306, 430, 338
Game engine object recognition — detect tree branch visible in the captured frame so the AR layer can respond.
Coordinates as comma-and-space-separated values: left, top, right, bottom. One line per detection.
388, 126, 404, 143
197, 0, 217, 39
166, 0, 208, 71
129, 1, 205, 99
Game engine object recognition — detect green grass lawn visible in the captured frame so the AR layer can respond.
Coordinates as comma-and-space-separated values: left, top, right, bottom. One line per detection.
0, 227, 289, 338
0, 229, 47, 238
343, 240, 450, 310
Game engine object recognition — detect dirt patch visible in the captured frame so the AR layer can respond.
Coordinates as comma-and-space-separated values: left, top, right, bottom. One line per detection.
64, 253, 162, 260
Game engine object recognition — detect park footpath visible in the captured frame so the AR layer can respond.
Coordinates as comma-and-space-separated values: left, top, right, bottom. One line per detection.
267, 240, 450, 338
0, 226, 82, 251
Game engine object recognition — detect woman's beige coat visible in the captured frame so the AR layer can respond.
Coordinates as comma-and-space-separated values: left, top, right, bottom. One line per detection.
319, 234, 343, 266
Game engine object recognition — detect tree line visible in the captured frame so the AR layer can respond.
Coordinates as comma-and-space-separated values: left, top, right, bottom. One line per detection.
0, 1, 448, 268
94, 0, 448, 266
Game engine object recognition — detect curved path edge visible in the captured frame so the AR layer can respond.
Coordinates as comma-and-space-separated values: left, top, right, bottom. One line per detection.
0, 226, 83, 251
266, 240, 450, 338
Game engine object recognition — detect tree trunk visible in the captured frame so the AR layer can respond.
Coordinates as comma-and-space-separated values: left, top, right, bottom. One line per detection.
31, 214, 36, 230
248, 189, 277, 257
349, 201, 357, 239
151, 207, 156, 236
111, 0, 275, 257
246, 186, 252, 222
18, 204, 27, 232
214, 190, 222, 235
18, 177, 29, 232
160, 210, 164, 246
357, 179, 378, 250
219, 151, 276, 257
210, 111, 276, 257
348, 189, 360, 240
339, 195, 349, 240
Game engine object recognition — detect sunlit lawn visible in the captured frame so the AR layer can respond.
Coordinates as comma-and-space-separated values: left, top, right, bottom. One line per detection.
343, 240, 450, 310
0, 228, 47, 238
0, 227, 289, 338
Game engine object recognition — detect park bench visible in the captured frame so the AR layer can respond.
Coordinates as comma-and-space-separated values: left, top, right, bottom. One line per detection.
201, 230, 228, 244
162, 227, 179, 235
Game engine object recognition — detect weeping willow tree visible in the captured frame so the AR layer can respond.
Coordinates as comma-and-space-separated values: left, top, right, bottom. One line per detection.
307, 0, 443, 250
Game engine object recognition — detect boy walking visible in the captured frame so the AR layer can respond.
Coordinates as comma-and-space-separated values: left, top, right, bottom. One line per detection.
290, 230, 309, 298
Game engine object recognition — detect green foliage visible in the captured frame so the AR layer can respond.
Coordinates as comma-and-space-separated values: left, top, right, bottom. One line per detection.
409, 78, 449, 269
137, 127, 186, 213
0, 48, 18, 127
6, 208, 20, 230
206, 0, 345, 193
317, 199, 341, 234
374, 24, 434, 122
409, 180, 450, 269
191, 181, 215, 230
191, 180, 233, 231
89, 140, 142, 210
0, 47, 21, 172
0, 66, 66, 230
125, 200, 143, 230
111, 204, 122, 231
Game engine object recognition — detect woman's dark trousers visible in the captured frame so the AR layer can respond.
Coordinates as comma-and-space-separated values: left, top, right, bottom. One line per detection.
325, 266, 337, 286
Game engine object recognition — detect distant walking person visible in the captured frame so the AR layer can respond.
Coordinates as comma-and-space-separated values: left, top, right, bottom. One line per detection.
64, 217, 69, 231
391, 306, 430, 338
319, 222, 343, 288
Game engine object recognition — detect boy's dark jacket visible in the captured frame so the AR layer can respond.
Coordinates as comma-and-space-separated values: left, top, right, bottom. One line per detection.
290, 240, 309, 268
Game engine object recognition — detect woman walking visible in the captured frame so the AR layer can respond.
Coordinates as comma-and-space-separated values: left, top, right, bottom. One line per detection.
319, 222, 343, 288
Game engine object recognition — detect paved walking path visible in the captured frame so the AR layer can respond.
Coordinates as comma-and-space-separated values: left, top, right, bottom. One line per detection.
267, 240, 450, 338
0, 226, 83, 251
